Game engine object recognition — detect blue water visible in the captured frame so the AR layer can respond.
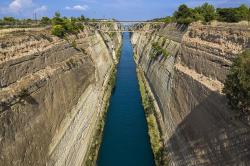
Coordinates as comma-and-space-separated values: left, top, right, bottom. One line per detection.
97, 33, 155, 166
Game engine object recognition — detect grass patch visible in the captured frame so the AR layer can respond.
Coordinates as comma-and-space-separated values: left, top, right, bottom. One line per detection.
137, 68, 169, 166
150, 42, 170, 59
115, 44, 122, 62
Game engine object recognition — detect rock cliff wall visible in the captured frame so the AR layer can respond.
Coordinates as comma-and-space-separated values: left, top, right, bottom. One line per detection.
0, 26, 121, 166
132, 22, 250, 165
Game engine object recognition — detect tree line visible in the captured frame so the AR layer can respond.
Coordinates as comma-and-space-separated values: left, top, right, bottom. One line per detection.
0, 13, 91, 28
1, 3, 249, 27
159, 3, 250, 24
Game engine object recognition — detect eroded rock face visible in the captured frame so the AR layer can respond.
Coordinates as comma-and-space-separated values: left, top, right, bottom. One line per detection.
0, 27, 122, 165
132, 22, 250, 165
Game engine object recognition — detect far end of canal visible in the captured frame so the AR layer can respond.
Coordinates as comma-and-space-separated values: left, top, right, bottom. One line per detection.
97, 32, 155, 166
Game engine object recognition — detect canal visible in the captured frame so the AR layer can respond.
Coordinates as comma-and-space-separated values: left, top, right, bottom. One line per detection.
97, 32, 155, 166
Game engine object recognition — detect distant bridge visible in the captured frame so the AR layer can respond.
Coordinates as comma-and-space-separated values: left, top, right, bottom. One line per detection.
82, 20, 167, 32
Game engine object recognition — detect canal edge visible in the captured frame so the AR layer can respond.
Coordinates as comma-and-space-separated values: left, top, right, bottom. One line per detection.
136, 65, 169, 166
83, 42, 122, 166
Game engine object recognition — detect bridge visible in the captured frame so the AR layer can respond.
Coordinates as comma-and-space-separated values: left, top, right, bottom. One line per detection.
82, 20, 167, 32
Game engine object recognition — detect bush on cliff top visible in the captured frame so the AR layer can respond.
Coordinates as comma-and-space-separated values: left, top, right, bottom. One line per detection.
163, 3, 249, 24
51, 12, 84, 38
51, 25, 65, 37
41, 17, 51, 25
217, 5, 249, 22
223, 49, 250, 113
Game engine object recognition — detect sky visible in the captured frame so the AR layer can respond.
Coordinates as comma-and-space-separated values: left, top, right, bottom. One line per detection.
0, 0, 249, 20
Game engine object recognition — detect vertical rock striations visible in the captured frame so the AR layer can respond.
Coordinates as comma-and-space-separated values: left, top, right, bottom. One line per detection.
132, 22, 250, 165
0, 25, 122, 166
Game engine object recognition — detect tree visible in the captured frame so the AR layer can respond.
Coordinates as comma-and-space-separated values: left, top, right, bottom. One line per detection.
79, 15, 85, 21
236, 4, 249, 21
223, 49, 250, 113
50, 13, 84, 37
217, 5, 249, 22
52, 12, 64, 25
3, 17, 16, 25
174, 4, 192, 19
63, 19, 77, 33
41, 17, 50, 25
195, 3, 216, 22
173, 4, 202, 24
174, 4, 192, 24
55, 12, 61, 18
217, 8, 236, 22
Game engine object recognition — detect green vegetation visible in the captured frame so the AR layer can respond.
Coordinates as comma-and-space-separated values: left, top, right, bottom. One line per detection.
173, 4, 198, 24
217, 5, 249, 22
223, 49, 250, 114
41, 17, 51, 25
85, 66, 117, 166
116, 44, 122, 62
0, 17, 37, 28
156, 3, 250, 24
195, 3, 217, 23
0, 13, 88, 30
137, 69, 168, 166
51, 25, 65, 37
50, 12, 85, 38
150, 42, 169, 59
2, 17, 16, 25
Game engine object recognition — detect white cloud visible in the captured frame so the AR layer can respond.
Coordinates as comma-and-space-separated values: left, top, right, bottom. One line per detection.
65, 5, 89, 11
8, 0, 33, 13
34, 5, 47, 13
0, 0, 48, 17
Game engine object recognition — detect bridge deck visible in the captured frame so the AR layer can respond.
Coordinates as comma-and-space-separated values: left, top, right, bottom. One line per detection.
84, 20, 166, 23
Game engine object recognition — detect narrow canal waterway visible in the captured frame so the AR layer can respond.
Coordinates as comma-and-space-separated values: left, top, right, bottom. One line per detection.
97, 33, 155, 166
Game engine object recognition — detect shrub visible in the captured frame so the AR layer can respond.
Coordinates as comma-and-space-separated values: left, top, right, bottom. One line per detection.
3, 17, 16, 25
52, 12, 64, 25
173, 4, 195, 24
41, 17, 50, 25
163, 16, 173, 23
151, 42, 169, 59
217, 5, 249, 22
171, 3, 249, 24
236, 5, 249, 21
195, 3, 216, 22
79, 15, 85, 21
51, 25, 65, 37
217, 8, 238, 22
137, 71, 168, 166
223, 49, 250, 113
50, 12, 84, 37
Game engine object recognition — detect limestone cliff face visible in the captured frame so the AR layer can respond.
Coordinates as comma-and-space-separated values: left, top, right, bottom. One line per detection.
132, 22, 250, 165
0, 27, 121, 166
